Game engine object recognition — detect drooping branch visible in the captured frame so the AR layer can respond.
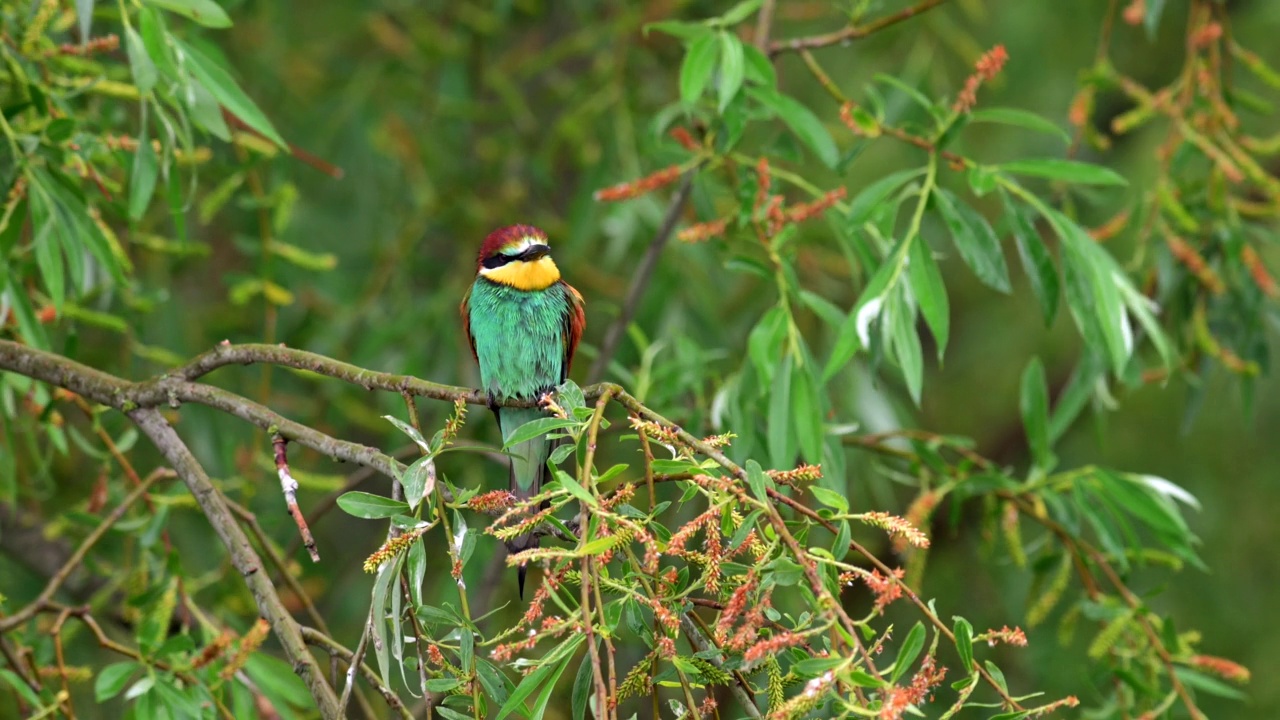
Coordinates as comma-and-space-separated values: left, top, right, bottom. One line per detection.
767, 0, 951, 56
129, 408, 343, 718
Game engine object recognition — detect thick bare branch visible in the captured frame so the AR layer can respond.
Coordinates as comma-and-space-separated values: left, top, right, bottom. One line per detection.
129, 408, 342, 718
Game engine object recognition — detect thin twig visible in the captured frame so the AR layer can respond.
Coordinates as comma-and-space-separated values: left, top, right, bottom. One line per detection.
767, 0, 951, 56
300, 626, 416, 720
0, 467, 174, 632
273, 434, 319, 562
586, 172, 695, 383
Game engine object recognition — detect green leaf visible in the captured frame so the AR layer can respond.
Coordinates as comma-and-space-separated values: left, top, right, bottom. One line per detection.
476, 660, 514, 714
1144, 0, 1168, 37
177, 39, 286, 147
124, 27, 157, 94
907, 236, 949, 359
495, 636, 584, 720
791, 657, 845, 677
1001, 190, 1059, 325
1020, 357, 1053, 472
1173, 667, 1248, 700
643, 20, 711, 41
767, 353, 795, 468
889, 289, 924, 405
791, 361, 824, 464
934, 189, 1011, 293
571, 652, 594, 720
809, 486, 847, 513
529, 648, 576, 720
984, 660, 1009, 693
718, 32, 745, 112
952, 617, 974, 672
336, 491, 411, 520
504, 418, 579, 448
1043, 207, 1131, 374
742, 43, 775, 88
968, 108, 1070, 143
891, 622, 926, 683
846, 168, 923, 227
745, 460, 769, 503
129, 131, 160, 220
143, 0, 231, 28
749, 87, 839, 168
715, 0, 764, 25
998, 158, 1127, 187
680, 33, 719, 105
95, 661, 141, 701
0, 668, 42, 707
554, 469, 598, 508
402, 456, 435, 511
31, 212, 65, 311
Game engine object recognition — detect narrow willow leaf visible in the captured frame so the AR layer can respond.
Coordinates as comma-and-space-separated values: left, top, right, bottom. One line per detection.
907, 235, 949, 359
890, 622, 926, 683
1001, 189, 1059, 325
745, 460, 769, 502
999, 158, 1127, 186
502, 418, 578, 448
968, 108, 1070, 143
748, 87, 839, 168
143, 0, 231, 28
717, 31, 745, 112
934, 189, 1011, 293
767, 353, 795, 468
791, 361, 824, 464
401, 456, 434, 511
129, 132, 160, 220
95, 662, 141, 701
124, 27, 157, 94
178, 40, 286, 147
679, 33, 718, 105
809, 486, 848, 513
846, 167, 924, 227
952, 617, 974, 672
1020, 357, 1052, 471
336, 492, 410, 519
889, 290, 924, 405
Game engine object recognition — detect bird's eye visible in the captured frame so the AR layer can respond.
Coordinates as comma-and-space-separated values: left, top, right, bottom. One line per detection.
483, 253, 515, 269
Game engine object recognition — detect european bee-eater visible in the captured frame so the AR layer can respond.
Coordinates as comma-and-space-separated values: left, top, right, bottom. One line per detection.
461, 225, 585, 597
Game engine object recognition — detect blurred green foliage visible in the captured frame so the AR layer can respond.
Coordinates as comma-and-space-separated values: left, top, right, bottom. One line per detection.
2, 0, 1279, 718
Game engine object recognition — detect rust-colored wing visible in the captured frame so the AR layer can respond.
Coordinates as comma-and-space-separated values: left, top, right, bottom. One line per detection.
561, 281, 586, 380
460, 283, 478, 362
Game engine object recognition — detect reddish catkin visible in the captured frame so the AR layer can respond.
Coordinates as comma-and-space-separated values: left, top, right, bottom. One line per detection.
953, 45, 1009, 113
57, 34, 119, 56
677, 217, 729, 243
1190, 654, 1251, 683
743, 632, 805, 663
668, 126, 700, 151
1241, 245, 1279, 298
838, 102, 861, 134
754, 157, 772, 214
1122, 0, 1146, 25
593, 165, 682, 202
1165, 235, 1225, 295
865, 567, 906, 611
784, 187, 847, 224
1190, 22, 1223, 49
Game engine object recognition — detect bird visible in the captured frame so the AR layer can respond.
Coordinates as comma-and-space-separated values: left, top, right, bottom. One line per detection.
461, 224, 585, 598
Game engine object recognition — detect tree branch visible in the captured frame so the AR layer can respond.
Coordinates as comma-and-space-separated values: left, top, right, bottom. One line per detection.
767, 0, 951, 56
586, 172, 695, 383
129, 408, 343, 718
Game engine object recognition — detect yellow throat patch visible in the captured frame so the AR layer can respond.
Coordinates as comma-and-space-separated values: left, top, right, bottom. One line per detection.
481, 256, 562, 291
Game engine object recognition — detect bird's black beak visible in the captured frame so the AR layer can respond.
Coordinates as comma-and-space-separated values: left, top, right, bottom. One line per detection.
519, 244, 551, 262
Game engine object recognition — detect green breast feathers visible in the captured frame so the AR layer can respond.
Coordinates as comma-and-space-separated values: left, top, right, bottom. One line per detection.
466, 278, 575, 400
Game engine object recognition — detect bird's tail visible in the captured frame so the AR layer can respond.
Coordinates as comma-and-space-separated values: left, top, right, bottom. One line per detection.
498, 406, 551, 598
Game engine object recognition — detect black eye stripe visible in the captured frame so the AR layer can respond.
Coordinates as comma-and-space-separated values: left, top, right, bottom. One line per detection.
482, 244, 551, 269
